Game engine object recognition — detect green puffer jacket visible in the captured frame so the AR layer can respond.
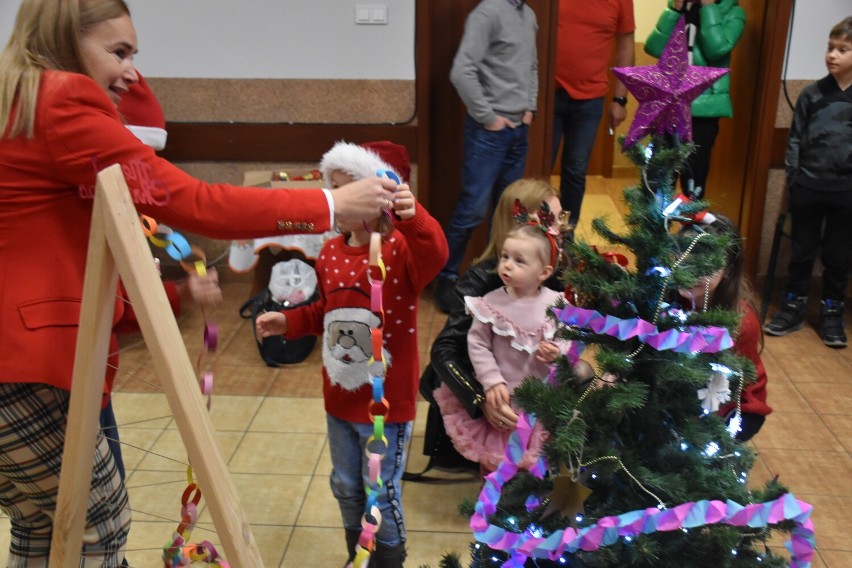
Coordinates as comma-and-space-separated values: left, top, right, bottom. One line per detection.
644, 0, 745, 118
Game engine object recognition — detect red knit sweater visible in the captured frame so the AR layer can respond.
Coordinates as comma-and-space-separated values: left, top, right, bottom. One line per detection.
284, 208, 448, 423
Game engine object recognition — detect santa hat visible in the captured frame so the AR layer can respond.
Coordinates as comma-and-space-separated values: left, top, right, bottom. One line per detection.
319, 140, 411, 185
119, 73, 168, 150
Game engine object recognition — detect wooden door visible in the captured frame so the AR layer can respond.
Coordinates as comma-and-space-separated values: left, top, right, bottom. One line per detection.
420, 0, 558, 273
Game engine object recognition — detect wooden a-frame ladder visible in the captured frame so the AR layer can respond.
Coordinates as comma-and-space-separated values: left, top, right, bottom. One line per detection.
48, 164, 263, 566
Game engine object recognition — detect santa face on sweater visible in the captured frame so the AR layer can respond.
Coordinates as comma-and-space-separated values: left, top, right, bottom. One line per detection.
322, 307, 392, 391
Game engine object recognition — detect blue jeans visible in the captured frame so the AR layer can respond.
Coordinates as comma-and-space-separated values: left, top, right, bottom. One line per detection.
551, 89, 605, 224
326, 414, 412, 547
441, 114, 530, 279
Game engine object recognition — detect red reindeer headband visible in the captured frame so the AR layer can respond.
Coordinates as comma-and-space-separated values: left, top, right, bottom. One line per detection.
511, 199, 562, 267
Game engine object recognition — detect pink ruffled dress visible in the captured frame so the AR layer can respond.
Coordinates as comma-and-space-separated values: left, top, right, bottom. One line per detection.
434, 287, 566, 471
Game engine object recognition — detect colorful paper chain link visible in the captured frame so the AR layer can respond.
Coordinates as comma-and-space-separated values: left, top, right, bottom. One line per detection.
353, 169, 399, 567
352, 229, 390, 568
161, 468, 230, 567
552, 305, 734, 354
139, 215, 227, 566
471, 414, 815, 568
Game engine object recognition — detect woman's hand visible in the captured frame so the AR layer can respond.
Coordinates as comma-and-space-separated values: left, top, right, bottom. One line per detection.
484, 384, 518, 430
331, 176, 397, 225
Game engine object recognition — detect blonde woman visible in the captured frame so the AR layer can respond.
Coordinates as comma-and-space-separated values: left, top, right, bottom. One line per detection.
0, 0, 395, 562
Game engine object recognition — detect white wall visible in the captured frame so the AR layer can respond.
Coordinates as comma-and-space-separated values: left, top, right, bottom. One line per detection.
785, 0, 849, 80
0, 0, 416, 79
2, 1, 846, 81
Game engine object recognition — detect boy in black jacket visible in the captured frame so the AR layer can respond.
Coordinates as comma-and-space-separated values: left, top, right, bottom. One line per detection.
764, 17, 852, 348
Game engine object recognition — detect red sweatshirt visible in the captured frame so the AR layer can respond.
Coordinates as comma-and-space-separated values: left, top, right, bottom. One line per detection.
284, 207, 448, 423
720, 303, 772, 418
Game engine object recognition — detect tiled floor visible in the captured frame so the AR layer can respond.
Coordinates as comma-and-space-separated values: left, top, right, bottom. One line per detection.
3, 177, 850, 567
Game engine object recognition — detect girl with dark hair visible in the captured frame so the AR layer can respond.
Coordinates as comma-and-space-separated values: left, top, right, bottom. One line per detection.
678, 214, 771, 442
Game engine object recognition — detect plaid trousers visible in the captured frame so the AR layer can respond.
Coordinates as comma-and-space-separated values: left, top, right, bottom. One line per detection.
0, 383, 130, 567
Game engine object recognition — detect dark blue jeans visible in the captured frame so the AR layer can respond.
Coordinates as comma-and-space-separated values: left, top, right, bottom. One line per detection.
441, 114, 529, 279
551, 89, 605, 224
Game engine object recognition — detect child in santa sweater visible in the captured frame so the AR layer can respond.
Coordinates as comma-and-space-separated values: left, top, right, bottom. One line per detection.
256, 141, 448, 568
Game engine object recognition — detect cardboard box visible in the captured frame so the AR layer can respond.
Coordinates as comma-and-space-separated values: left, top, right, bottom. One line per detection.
233, 170, 330, 294
242, 169, 323, 189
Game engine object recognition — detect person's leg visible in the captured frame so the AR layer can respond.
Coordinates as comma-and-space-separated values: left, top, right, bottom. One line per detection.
817, 189, 852, 347
326, 415, 366, 566
551, 88, 568, 169
786, 184, 824, 297
328, 416, 411, 567
557, 96, 605, 225
370, 421, 411, 568
679, 116, 720, 199
0, 383, 130, 567
819, 189, 852, 302
732, 413, 765, 443
765, 184, 823, 335
440, 115, 513, 281
491, 123, 530, 214
100, 396, 125, 481
550, 89, 568, 169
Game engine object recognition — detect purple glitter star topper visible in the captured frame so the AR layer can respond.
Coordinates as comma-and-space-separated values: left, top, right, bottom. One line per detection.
612, 17, 729, 149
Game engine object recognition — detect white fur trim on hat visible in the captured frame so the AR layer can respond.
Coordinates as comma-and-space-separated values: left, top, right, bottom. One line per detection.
319, 141, 395, 186
126, 125, 168, 151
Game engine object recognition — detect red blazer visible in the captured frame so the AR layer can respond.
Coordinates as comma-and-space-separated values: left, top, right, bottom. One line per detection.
0, 71, 331, 396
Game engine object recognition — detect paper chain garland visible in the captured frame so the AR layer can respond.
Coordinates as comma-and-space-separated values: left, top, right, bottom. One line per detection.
352, 170, 399, 567
139, 215, 228, 567
552, 305, 734, 354
471, 414, 816, 568
350, 231, 390, 568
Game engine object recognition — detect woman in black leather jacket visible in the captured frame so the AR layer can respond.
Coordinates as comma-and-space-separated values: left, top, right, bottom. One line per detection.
425, 179, 567, 432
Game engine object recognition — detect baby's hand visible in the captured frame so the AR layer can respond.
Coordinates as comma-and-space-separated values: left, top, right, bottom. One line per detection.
535, 340, 560, 363
256, 311, 288, 337
392, 185, 416, 220
484, 383, 518, 430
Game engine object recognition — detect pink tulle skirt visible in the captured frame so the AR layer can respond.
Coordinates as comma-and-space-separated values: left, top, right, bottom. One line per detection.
433, 383, 546, 472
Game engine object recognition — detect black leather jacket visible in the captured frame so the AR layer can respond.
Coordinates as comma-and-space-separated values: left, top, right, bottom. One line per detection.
421, 258, 562, 410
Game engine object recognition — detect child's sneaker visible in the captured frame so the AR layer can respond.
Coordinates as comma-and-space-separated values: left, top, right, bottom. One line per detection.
763, 293, 807, 336
819, 299, 847, 348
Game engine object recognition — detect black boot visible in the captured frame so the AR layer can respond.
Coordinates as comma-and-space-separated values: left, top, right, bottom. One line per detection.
819, 299, 847, 348
343, 529, 361, 568
763, 292, 807, 336
368, 542, 407, 568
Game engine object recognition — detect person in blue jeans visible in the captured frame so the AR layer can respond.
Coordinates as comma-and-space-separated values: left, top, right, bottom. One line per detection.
434, 0, 539, 313
552, 0, 635, 227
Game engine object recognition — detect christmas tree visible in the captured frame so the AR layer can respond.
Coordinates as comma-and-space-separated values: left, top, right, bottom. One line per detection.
437, 19, 814, 568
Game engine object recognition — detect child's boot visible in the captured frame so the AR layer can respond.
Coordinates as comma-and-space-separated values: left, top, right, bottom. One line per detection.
368, 542, 407, 568
763, 292, 807, 336
343, 528, 361, 568
819, 299, 847, 348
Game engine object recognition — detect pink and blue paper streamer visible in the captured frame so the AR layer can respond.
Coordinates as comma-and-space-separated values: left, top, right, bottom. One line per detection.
471, 413, 816, 567
553, 305, 734, 354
